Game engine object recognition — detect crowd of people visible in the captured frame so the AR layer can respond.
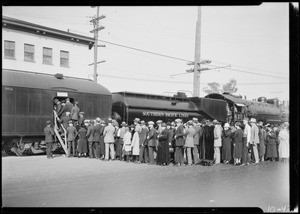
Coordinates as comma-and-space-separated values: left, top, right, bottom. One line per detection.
44, 100, 290, 166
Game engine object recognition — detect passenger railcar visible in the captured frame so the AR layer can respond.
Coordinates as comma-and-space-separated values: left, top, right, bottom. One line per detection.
2, 69, 112, 156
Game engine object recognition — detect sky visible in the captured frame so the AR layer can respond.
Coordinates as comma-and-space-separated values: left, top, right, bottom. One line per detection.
2, 3, 291, 101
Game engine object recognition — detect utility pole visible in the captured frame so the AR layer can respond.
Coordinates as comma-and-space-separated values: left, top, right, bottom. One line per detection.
90, 6, 105, 82
193, 6, 201, 97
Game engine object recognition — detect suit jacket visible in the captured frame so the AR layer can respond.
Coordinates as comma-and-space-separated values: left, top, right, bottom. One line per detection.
147, 127, 157, 147
250, 124, 260, 144
175, 125, 185, 146
86, 125, 95, 142
67, 126, 77, 141
193, 125, 202, 146
44, 126, 54, 143
93, 124, 102, 142
103, 124, 116, 143
70, 106, 80, 120
139, 126, 149, 146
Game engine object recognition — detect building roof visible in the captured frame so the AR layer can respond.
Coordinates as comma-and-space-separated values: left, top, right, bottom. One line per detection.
2, 16, 95, 49
2, 69, 111, 95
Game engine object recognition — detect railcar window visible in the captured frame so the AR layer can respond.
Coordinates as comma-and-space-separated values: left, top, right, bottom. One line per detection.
4, 40, 15, 59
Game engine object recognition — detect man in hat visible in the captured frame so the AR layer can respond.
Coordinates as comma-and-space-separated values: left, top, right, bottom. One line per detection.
213, 119, 223, 165
59, 111, 71, 133
116, 121, 127, 160
103, 118, 116, 160
86, 120, 95, 158
78, 112, 85, 130
58, 98, 73, 118
250, 118, 259, 164
92, 118, 102, 159
138, 120, 149, 164
54, 99, 62, 115
192, 117, 201, 164
147, 121, 157, 164
241, 118, 251, 166
67, 120, 78, 157
44, 120, 54, 159
174, 119, 185, 166
257, 121, 266, 162
156, 120, 163, 133
70, 101, 80, 125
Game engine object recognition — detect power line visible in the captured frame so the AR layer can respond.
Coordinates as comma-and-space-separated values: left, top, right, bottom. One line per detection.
98, 39, 289, 79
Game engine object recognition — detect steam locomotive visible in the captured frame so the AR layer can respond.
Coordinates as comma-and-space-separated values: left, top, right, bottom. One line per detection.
2, 69, 288, 156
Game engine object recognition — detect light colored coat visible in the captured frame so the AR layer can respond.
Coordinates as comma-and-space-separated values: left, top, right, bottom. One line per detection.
184, 126, 195, 148
103, 124, 115, 143
250, 124, 260, 144
131, 124, 141, 155
214, 124, 222, 147
278, 128, 289, 158
123, 132, 132, 152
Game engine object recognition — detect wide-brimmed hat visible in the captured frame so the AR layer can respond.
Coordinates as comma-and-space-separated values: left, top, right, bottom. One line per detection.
141, 120, 145, 125
250, 118, 257, 123
96, 117, 101, 123
187, 120, 193, 125
224, 123, 230, 128
107, 118, 113, 123
161, 122, 167, 127
175, 119, 182, 123
235, 122, 242, 128
66, 98, 70, 101
134, 118, 140, 123
121, 121, 127, 126
46, 120, 52, 125
68, 120, 73, 124
84, 119, 90, 124
257, 121, 263, 126
213, 119, 220, 124
156, 120, 162, 124
264, 123, 270, 127
148, 121, 154, 125
53, 98, 59, 104
192, 117, 198, 122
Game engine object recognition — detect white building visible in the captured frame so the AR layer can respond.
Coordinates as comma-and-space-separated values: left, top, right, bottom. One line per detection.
2, 16, 94, 78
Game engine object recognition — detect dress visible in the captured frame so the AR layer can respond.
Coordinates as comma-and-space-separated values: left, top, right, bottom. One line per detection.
156, 129, 170, 165
266, 130, 278, 158
222, 129, 233, 161
278, 128, 289, 158
232, 129, 243, 159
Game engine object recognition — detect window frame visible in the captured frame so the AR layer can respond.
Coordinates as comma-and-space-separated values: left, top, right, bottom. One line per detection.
24, 43, 35, 62
60, 50, 69, 68
42, 47, 53, 65
4, 40, 16, 59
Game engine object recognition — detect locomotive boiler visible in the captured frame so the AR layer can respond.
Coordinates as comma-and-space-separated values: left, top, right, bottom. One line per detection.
2, 69, 112, 156
205, 93, 288, 124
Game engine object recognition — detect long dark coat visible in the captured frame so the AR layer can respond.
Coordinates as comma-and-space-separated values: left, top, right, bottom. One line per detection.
156, 129, 170, 165
232, 129, 243, 159
200, 125, 214, 160
78, 127, 88, 153
266, 130, 277, 158
258, 127, 267, 157
222, 129, 233, 161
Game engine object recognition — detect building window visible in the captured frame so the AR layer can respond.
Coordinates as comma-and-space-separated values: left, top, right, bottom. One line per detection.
43, 47, 52, 65
4, 40, 15, 59
60, 50, 69, 67
24, 44, 35, 62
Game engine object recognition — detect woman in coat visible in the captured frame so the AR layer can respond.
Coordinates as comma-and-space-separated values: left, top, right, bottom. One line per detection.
184, 121, 195, 166
131, 118, 142, 163
266, 126, 278, 161
221, 123, 232, 164
232, 122, 243, 165
156, 123, 170, 166
122, 126, 132, 162
278, 122, 289, 162
77, 124, 88, 157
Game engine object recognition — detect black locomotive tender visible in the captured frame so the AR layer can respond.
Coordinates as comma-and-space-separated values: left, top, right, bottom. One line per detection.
2, 69, 288, 156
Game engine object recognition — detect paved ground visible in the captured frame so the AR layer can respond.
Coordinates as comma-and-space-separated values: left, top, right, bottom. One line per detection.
2, 155, 289, 211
